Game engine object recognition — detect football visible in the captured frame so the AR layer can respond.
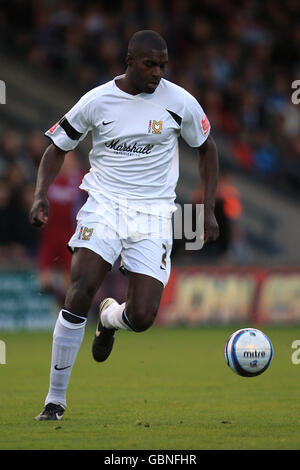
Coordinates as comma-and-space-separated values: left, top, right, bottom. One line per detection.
225, 328, 273, 377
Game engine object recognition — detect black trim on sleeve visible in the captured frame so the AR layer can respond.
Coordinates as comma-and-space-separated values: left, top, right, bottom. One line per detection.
166, 109, 182, 126
59, 117, 83, 140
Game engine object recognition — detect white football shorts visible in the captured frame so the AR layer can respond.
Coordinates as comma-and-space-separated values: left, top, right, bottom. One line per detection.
68, 194, 173, 286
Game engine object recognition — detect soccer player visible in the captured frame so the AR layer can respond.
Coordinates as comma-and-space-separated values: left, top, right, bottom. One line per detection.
30, 30, 219, 421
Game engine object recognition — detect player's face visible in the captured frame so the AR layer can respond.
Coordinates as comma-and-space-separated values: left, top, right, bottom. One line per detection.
130, 49, 168, 94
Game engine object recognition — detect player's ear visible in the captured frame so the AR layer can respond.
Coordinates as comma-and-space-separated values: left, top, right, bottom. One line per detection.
126, 51, 134, 67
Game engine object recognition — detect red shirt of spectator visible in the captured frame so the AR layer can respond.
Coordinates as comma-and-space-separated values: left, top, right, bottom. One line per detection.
37, 152, 85, 271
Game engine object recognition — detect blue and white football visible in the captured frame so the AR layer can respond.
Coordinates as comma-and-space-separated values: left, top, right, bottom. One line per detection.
225, 328, 273, 377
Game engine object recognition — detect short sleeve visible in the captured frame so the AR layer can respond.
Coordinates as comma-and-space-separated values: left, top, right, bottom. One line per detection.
45, 96, 91, 151
180, 91, 210, 148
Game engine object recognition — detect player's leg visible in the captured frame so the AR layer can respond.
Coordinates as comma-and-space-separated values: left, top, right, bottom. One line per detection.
92, 271, 164, 362
64, 247, 111, 314
35, 247, 111, 420
122, 235, 171, 331
124, 271, 164, 331
92, 236, 171, 362
100, 271, 164, 332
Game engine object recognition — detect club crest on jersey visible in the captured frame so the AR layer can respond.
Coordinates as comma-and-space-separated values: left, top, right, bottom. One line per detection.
78, 226, 94, 241
148, 120, 163, 134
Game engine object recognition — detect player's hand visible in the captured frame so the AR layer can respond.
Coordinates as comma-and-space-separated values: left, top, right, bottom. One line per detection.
204, 209, 219, 244
29, 198, 50, 227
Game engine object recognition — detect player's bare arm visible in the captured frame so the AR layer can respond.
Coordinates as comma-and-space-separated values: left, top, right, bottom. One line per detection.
30, 143, 67, 227
197, 135, 219, 244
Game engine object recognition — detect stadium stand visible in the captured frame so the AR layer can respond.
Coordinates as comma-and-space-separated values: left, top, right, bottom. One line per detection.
0, 0, 299, 269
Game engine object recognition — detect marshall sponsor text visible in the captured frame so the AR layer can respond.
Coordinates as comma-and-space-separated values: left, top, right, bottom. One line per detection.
105, 139, 154, 155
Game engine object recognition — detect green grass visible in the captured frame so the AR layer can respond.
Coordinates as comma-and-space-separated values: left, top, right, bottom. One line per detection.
0, 325, 300, 450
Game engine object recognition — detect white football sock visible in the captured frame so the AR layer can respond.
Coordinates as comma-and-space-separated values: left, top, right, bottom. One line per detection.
45, 310, 86, 408
101, 301, 132, 330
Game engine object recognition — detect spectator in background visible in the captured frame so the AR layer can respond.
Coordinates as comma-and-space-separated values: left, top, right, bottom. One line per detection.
0, 129, 41, 265
0, 0, 299, 274
252, 130, 279, 180
0, 126, 90, 307
0, 127, 89, 275
282, 136, 300, 194
0, 178, 15, 264
0, 131, 23, 176
190, 167, 248, 264
22, 131, 48, 181
0, 176, 38, 266
36, 150, 86, 306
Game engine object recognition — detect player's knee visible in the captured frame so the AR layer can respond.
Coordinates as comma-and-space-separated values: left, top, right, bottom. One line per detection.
127, 304, 158, 332
65, 278, 96, 313
72, 278, 96, 299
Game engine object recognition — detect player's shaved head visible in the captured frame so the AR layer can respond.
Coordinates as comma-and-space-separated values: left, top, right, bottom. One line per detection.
128, 30, 167, 57
120, 30, 168, 94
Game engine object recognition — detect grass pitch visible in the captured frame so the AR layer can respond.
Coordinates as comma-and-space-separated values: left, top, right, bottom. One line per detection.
0, 325, 299, 450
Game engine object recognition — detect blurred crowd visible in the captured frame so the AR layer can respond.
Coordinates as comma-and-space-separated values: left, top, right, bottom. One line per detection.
0, 0, 299, 274
0, 130, 85, 267
0, 130, 46, 267
1, 0, 299, 188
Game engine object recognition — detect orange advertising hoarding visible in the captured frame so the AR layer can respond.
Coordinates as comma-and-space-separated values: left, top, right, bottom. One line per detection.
156, 267, 300, 325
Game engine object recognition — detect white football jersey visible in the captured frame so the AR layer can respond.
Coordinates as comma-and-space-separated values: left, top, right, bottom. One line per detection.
45, 76, 210, 216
